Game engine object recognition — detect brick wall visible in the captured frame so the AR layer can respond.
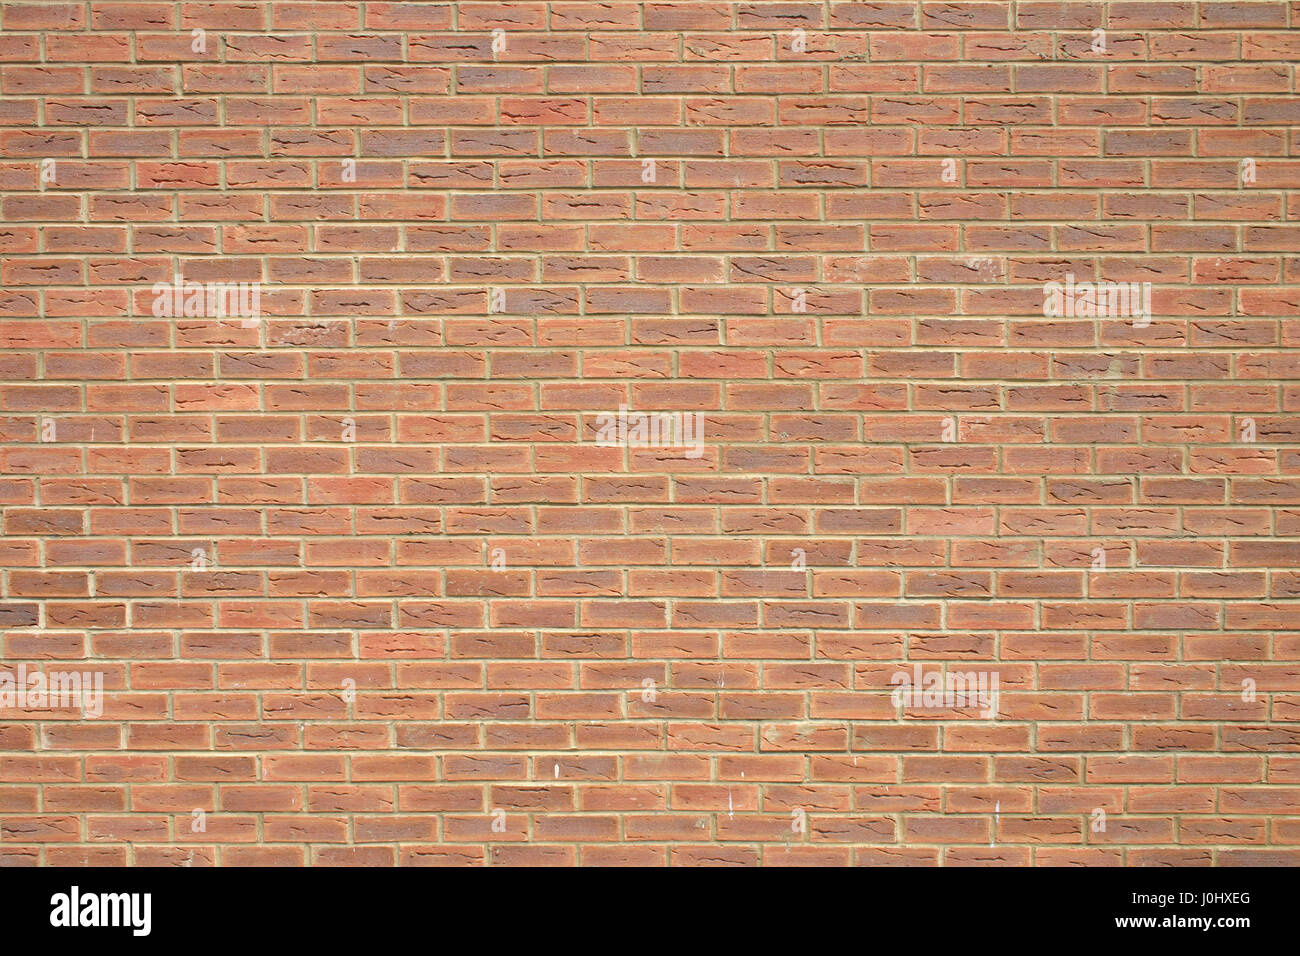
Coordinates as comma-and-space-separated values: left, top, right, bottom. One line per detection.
1, 0, 1299, 867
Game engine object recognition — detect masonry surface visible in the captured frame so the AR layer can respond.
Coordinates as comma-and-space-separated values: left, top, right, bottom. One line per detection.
1, 0, 1299, 866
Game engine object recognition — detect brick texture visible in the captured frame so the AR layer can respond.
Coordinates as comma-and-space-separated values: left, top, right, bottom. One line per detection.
2, 1, 1299, 867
